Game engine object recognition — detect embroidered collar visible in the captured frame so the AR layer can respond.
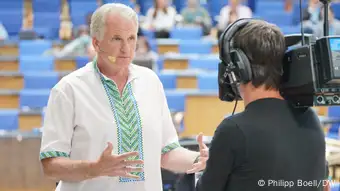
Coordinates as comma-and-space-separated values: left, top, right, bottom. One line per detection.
92, 56, 140, 84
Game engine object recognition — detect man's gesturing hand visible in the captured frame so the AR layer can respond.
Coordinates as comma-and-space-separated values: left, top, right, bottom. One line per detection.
186, 133, 209, 174
90, 142, 144, 179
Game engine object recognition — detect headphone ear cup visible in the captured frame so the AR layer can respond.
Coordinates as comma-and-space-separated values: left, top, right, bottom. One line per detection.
232, 49, 252, 83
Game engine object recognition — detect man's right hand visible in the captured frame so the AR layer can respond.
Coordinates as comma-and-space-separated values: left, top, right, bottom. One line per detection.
90, 142, 144, 179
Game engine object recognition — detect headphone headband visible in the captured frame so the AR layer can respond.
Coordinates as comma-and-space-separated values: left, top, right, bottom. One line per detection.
219, 18, 253, 66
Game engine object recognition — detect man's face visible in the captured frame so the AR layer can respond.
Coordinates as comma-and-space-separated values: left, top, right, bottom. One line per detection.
93, 13, 138, 68
229, 0, 240, 7
188, 0, 198, 8
310, 0, 319, 5
157, 0, 166, 8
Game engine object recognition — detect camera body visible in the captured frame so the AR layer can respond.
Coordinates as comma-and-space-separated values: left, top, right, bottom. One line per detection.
280, 35, 340, 107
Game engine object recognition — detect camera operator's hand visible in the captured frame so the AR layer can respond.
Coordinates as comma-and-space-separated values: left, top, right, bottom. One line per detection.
91, 142, 144, 179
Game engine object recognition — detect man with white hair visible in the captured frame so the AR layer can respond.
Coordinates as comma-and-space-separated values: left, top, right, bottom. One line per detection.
39, 3, 208, 191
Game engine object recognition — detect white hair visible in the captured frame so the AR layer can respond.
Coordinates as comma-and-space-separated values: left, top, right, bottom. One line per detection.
90, 3, 139, 40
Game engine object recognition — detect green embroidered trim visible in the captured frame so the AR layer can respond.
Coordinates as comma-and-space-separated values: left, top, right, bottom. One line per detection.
93, 59, 145, 182
39, 151, 69, 160
161, 142, 181, 154
108, 82, 145, 182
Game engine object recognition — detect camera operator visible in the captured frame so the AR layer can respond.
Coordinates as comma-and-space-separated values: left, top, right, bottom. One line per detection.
195, 19, 326, 191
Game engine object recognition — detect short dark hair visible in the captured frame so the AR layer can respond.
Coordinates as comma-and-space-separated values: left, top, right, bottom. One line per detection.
232, 20, 286, 90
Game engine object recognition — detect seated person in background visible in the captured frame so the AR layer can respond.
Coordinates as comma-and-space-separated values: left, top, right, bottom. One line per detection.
45, 25, 91, 58
284, 0, 293, 12
59, 18, 73, 40
0, 21, 8, 41
313, 6, 340, 38
302, 0, 322, 24
135, 35, 159, 71
135, 36, 158, 62
128, 0, 141, 14
179, 0, 211, 36
142, 0, 177, 38
217, 0, 252, 38
87, 43, 96, 60
172, 112, 184, 135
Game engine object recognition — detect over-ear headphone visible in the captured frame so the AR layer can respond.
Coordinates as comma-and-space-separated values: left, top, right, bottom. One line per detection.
218, 18, 254, 102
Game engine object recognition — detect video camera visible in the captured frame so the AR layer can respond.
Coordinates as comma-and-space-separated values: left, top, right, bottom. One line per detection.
218, 0, 340, 108
280, 0, 340, 107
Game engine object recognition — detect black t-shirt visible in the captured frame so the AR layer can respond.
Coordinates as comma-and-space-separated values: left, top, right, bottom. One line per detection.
196, 98, 326, 191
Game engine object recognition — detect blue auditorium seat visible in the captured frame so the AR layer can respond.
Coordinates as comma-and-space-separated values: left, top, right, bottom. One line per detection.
71, 13, 89, 27
103, 0, 135, 8
141, 29, 155, 40
179, 40, 212, 54
189, 57, 219, 71
280, 26, 301, 35
292, 2, 308, 25
209, 0, 225, 19
327, 106, 340, 136
20, 56, 54, 72
20, 90, 50, 109
32, 0, 61, 13
70, 1, 97, 14
170, 27, 203, 40
331, 182, 340, 191
255, 1, 284, 11
0, 110, 19, 131
76, 56, 89, 68
33, 12, 60, 34
0, 11, 23, 36
70, 1, 97, 27
23, 72, 59, 89
332, 3, 340, 20
148, 39, 158, 52
259, 12, 293, 26
158, 73, 177, 89
165, 91, 186, 112
197, 73, 218, 91
0, 1, 23, 11
139, 0, 153, 15
19, 40, 52, 55
156, 57, 165, 70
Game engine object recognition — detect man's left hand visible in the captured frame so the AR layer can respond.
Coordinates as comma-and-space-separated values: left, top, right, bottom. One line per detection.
186, 133, 209, 174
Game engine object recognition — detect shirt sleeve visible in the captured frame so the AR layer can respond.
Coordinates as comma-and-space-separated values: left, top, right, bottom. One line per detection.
218, 6, 229, 31
196, 119, 246, 191
39, 86, 75, 160
158, 81, 180, 155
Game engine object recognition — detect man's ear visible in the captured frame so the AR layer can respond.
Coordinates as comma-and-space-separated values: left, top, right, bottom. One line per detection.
92, 37, 100, 52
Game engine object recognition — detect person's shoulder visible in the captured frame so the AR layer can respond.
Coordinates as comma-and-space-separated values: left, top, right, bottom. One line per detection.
220, 5, 230, 13
130, 63, 159, 81
240, 5, 252, 14
168, 6, 177, 12
216, 115, 243, 134
147, 7, 155, 13
53, 62, 93, 93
